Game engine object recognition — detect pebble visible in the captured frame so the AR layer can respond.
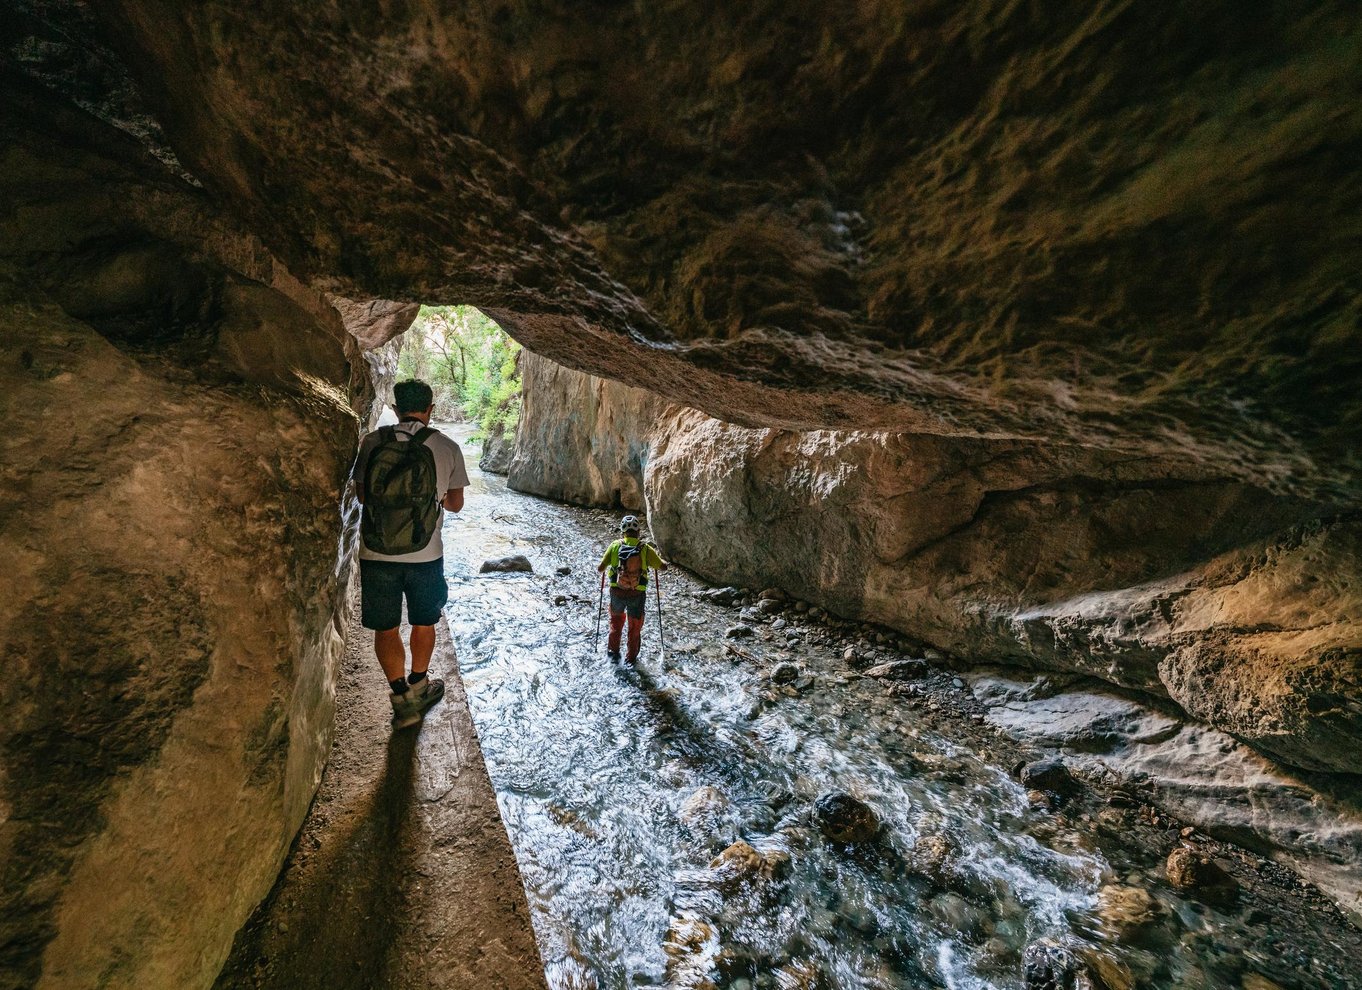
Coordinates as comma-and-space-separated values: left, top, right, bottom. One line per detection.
771, 618, 788, 630
726, 624, 755, 639
555, 564, 572, 575
553, 594, 568, 606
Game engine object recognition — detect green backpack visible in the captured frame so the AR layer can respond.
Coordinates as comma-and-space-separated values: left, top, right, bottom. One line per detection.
361, 426, 441, 555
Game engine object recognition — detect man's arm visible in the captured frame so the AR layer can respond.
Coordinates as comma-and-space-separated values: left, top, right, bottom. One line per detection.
597, 543, 615, 572
443, 488, 464, 513
647, 544, 668, 571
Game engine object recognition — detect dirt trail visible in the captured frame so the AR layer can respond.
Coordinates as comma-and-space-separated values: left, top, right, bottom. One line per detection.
214, 600, 547, 990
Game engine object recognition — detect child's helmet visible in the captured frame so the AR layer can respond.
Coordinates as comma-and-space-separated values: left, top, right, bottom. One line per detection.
619, 514, 640, 533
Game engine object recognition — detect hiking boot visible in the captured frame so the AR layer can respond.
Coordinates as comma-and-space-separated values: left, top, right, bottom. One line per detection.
390, 677, 445, 730
607, 649, 621, 664
624, 652, 639, 666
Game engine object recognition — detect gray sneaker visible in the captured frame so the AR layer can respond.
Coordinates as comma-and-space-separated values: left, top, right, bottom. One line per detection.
390, 677, 445, 730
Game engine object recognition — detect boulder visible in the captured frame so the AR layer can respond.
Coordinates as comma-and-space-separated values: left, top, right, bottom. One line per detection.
1166, 846, 1238, 903
679, 786, 731, 828
478, 423, 514, 474
812, 792, 880, 844
1019, 758, 1080, 797
479, 555, 534, 573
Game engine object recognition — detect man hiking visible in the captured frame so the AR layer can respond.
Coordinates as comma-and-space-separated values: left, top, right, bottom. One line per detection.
351, 379, 469, 729
597, 515, 667, 664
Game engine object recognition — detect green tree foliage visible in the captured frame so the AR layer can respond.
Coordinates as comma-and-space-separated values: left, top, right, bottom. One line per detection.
397, 306, 521, 444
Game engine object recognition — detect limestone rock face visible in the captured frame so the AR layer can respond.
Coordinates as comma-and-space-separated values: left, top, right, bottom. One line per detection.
508, 351, 667, 509
0, 81, 365, 990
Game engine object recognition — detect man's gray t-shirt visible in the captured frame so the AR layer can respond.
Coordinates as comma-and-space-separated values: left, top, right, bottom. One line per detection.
351, 421, 469, 563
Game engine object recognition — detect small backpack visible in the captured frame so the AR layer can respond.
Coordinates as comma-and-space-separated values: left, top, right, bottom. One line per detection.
614, 542, 647, 592
361, 426, 441, 555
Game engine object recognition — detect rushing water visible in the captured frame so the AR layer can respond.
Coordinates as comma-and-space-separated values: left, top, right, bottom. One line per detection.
440, 429, 1357, 990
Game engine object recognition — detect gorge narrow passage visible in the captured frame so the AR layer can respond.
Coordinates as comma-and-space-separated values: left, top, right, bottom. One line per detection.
222, 426, 1360, 990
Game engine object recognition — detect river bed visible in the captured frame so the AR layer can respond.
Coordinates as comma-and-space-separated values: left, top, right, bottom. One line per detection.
445, 429, 1360, 990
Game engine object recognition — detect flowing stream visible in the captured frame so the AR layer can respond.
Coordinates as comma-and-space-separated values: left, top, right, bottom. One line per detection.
440, 428, 1357, 990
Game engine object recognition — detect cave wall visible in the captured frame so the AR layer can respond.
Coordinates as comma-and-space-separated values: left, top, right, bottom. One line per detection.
508, 351, 667, 509
0, 80, 368, 990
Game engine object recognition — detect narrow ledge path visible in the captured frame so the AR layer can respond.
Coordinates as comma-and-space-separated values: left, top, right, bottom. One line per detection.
214, 598, 548, 990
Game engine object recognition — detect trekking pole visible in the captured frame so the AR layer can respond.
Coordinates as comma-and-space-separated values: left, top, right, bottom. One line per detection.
653, 568, 666, 661
594, 571, 605, 653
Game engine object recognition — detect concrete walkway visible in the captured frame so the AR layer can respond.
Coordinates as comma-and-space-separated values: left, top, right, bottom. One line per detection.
214, 600, 548, 990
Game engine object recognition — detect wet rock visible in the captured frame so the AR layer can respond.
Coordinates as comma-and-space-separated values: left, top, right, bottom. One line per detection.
1096, 884, 1165, 940
774, 961, 825, 990
771, 618, 788, 630
697, 587, 741, 607
1021, 939, 1110, 990
1019, 757, 1079, 797
770, 662, 800, 684
553, 595, 568, 606
726, 625, 756, 639
1241, 975, 1286, 990
793, 676, 815, 692
708, 840, 791, 887
1166, 846, 1239, 903
863, 659, 928, 681
555, 565, 572, 576
663, 913, 719, 990
708, 840, 765, 886
812, 792, 880, 844
913, 831, 960, 881
479, 554, 533, 573
679, 786, 731, 827
927, 892, 992, 939
1026, 789, 1055, 810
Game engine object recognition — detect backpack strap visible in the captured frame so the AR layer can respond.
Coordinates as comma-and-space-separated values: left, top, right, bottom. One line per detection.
411, 426, 436, 446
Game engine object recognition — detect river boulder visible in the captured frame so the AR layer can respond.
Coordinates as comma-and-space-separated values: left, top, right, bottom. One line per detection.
812, 792, 881, 845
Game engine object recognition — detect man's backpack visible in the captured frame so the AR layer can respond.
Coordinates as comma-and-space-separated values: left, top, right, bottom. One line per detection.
614, 542, 647, 592
361, 426, 441, 555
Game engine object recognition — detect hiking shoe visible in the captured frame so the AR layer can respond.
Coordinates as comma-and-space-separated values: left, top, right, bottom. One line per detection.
390, 677, 445, 730
607, 649, 621, 663
624, 653, 639, 666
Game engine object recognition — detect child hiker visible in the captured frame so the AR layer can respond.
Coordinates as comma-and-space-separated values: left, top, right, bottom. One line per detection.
597, 514, 667, 664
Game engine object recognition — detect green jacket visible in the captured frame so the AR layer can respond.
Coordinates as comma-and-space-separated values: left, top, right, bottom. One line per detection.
599, 538, 665, 591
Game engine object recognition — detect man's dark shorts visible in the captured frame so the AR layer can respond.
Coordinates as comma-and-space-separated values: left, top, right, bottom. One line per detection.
359, 559, 448, 630
609, 587, 646, 620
